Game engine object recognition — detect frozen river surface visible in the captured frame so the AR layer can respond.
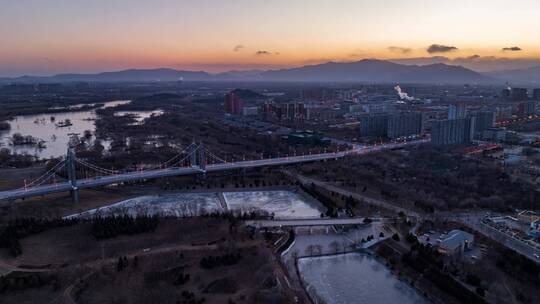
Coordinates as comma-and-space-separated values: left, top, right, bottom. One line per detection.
69, 190, 323, 219
223, 190, 323, 219
298, 252, 429, 304
69, 192, 222, 218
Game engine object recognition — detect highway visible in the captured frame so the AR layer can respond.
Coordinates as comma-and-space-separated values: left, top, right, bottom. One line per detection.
0, 138, 429, 201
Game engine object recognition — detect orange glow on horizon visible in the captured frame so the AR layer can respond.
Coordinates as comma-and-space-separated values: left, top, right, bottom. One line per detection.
1, 0, 540, 75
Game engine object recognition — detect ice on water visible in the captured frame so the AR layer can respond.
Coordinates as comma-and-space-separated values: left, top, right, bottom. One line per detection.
69, 192, 222, 218
298, 253, 430, 304
223, 190, 323, 219
68, 190, 322, 219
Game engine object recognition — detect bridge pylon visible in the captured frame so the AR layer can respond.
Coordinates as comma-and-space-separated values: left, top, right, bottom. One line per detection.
189, 142, 197, 167
66, 147, 79, 203
198, 142, 206, 171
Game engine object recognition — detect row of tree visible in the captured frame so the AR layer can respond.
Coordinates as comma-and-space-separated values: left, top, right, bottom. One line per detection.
0, 148, 38, 168
300, 183, 338, 217
177, 290, 205, 304
401, 243, 487, 303
0, 217, 79, 257
91, 214, 159, 239
199, 253, 242, 269
0, 273, 58, 294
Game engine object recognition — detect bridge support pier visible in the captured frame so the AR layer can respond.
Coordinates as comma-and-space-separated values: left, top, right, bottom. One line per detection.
66, 147, 79, 203
70, 188, 80, 204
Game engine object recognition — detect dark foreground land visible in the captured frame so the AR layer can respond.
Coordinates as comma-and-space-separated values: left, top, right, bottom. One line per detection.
0, 217, 295, 304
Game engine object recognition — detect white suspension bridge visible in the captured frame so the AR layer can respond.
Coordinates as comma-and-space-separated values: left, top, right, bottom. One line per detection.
0, 139, 428, 202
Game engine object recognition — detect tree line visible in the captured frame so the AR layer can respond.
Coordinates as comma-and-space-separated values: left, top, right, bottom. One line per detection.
401, 242, 487, 304
91, 214, 159, 239
0, 217, 79, 257
199, 253, 242, 269
0, 273, 59, 294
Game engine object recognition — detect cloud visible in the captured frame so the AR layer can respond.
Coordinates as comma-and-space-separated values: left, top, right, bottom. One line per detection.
255, 50, 272, 56
388, 46, 412, 54
41, 57, 56, 63
233, 45, 245, 52
502, 46, 522, 52
427, 44, 458, 54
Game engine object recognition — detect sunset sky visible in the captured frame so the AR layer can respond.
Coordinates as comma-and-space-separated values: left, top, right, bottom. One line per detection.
1, 0, 540, 76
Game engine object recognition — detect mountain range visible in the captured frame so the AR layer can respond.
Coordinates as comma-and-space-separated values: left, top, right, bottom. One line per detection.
1, 59, 539, 85
485, 66, 540, 84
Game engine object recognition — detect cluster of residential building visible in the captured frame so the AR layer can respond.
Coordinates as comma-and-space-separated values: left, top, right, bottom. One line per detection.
222, 85, 540, 147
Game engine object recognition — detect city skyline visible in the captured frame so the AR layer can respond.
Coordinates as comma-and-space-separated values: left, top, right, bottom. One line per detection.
2, 0, 540, 76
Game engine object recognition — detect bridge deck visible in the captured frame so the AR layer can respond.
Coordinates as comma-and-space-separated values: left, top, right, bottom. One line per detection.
0, 139, 428, 201
0, 152, 346, 201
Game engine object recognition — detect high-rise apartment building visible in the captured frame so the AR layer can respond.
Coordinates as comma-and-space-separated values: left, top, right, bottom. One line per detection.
470, 111, 495, 133
359, 114, 389, 138
359, 112, 423, 139
431, 117, 475, 146
532, 89, 540, 101
387, 113, 423, 139
224, 91, 244, 114
448, 104, 467, 120
512, 88, 528, 102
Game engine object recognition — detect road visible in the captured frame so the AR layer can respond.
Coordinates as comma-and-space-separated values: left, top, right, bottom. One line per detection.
245, 217, 388, 228
438, 213, 540, 264
0, 138, 429, 201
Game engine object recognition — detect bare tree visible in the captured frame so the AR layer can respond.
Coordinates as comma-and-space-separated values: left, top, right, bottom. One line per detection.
306, 245, 315, 256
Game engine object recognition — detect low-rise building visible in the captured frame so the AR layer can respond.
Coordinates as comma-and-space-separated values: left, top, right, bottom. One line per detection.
529, 220, 540, 238
482, 127, 506, 142
437, 230, 474, 256
517, 210, 540, 224
242, 106, 259, 116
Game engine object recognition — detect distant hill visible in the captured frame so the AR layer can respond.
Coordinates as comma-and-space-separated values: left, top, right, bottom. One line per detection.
259, 60, 491, 83
486, 66, 540, 85
0, 60, 494, 84
2, 68, 212, 83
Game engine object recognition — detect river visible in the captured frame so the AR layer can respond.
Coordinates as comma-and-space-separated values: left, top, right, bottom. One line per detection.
0, 100, 163, 159
298, 252, 429, 304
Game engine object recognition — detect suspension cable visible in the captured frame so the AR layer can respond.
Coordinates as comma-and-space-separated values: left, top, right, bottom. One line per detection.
23, 160, 66, 188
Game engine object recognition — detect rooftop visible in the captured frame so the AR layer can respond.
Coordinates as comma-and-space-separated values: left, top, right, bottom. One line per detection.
440, 229, 474, 250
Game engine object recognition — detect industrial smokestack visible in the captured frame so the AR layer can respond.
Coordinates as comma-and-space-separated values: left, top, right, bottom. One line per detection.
394, 85, 415, 101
